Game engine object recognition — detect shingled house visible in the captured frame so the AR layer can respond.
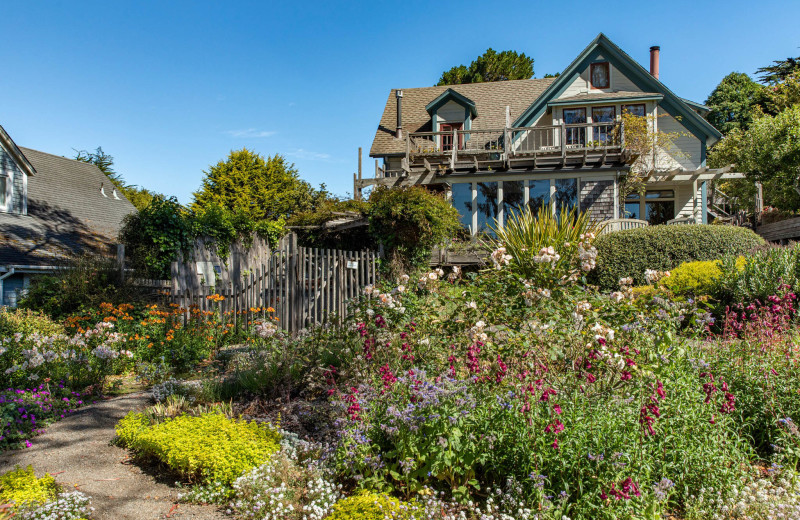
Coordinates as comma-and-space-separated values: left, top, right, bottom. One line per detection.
0, 125, 136, 306
358, 33, 744, 235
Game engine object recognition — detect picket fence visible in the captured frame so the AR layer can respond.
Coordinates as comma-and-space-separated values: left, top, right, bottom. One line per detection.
167, 235, 379, 333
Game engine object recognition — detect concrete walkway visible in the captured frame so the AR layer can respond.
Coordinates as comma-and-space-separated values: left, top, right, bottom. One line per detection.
0, 392, 227, 520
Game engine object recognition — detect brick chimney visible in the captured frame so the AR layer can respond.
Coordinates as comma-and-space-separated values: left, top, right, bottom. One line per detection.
649, 46, 660, 80
395, 89, 403, 139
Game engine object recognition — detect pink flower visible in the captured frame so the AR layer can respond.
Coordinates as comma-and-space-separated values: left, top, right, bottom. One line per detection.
24, 440, 31, 448
553, 404, 562, 414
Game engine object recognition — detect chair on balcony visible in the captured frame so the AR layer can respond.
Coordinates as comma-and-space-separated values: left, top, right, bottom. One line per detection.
600, 218, 649, 234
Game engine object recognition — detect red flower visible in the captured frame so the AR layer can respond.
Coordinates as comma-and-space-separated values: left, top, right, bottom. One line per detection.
620, 371, 632, 381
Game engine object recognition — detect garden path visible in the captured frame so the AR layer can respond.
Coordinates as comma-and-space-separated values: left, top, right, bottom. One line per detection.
0, 392, 227, 520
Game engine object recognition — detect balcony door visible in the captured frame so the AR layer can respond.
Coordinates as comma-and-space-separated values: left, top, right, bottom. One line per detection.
440, 122, 463, 151
563, 108, 586, 147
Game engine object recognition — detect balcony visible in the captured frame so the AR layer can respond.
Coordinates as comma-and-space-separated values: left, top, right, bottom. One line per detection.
404, 121, 626, 173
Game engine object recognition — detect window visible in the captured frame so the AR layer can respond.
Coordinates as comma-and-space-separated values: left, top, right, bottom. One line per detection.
625, 190, 675, 225
0, 175, 6, 210
554, 178, 578, 216
563, 108, 586, 146
439, 122, 463, 151
451, 183, 473, 231
476, 182, 499, 233
590, 62, 610, 89
502, 181, 524, 224
591, 106, 616, 144
622, 104, 646, 117
528, 179, 550, 215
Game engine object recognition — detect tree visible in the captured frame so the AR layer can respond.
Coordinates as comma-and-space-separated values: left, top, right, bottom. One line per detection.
709, 105, 800, 211
437, 49, 534, 85
704, 72, 765, 134
74, 147, 162, 211
192, 149, 325, 221
757, 56, 800, 85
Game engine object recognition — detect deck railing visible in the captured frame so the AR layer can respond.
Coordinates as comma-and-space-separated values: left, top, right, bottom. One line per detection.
407, 121, 623, 168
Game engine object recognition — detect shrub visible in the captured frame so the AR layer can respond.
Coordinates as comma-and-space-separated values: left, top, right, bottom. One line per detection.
490, 205, 601, 286
715, 243, 800, 304
662, 259, 724, 296
0, 308, 63, 338
590, 225, 763, 289
326, 492, 423, 520
367, 186, 461, 270
116, 412, 280, 487
0, 466, 59, 508
0, 385, 87, 450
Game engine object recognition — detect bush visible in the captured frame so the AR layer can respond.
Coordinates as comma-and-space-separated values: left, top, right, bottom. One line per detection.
0, 385, 87, 450
327, 492, 423, 520
590, 225, 763, 289
715, 243, 800, 305
490, 205, 601, 287
116, 412, 280, 487
663, 259, 723, 296
0, 466, 59, 508
367, 186, 461, 270
0, 308, 63, 338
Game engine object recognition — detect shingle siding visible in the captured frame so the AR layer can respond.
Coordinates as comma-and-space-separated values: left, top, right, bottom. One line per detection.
580, 180, 615, 220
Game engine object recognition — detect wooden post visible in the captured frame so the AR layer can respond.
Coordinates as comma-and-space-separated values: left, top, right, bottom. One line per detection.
355, 147, 363, 200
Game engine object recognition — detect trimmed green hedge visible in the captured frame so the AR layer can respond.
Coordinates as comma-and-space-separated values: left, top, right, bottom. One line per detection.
590, 225, 764, 290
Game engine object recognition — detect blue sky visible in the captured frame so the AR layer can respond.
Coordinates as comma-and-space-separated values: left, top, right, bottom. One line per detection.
2, 0, 797, 204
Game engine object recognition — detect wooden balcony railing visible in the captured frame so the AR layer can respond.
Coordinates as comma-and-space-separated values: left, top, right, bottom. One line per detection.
406, 121, 624, 172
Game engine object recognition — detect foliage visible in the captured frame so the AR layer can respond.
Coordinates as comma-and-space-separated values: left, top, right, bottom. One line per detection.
367, 186, 461, 270
662, 259, 726, 296
119, 196, 193, 279
590, 224, 764, 289
0, 308, 63, 338
192, 149, 326, 222
288, 198, 371, 250
327, 492, 423, 520
704, 72, 765, 134
116, 411, 280, 488
0, 384, 87, 450
119, 196, 285, 279
619, 109, 687, 201
757, 56, 800, 85
715, 244, 800, 304
0, 466, 59, 507
437, 49, 534, 85
488, 205, 601, 287
19, 255, 148, 319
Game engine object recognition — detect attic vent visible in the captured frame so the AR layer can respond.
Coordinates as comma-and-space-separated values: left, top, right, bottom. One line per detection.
112, 187, 121, 200
100, 182, 107, 197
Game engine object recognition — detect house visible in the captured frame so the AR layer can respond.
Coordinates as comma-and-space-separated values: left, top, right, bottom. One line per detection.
0, 125, 136, 306
358, 33, 744, 235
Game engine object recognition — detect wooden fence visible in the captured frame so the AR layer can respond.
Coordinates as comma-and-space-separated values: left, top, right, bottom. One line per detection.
169, 235, 379, 333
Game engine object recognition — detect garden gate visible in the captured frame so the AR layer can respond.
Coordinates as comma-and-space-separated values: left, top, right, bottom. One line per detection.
170, 234, 379, 333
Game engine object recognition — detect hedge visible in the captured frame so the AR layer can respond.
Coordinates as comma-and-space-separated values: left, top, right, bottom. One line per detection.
589, 225, 764, 290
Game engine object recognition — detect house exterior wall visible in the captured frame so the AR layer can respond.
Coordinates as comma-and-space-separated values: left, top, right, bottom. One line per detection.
559, 56, 645, 98
674, 182, 702, 222
1, 273, 25, 307
580, 180, 615, 220
437, 100, 467, 124
0, 143, 26, 215
655, 111, 703, 171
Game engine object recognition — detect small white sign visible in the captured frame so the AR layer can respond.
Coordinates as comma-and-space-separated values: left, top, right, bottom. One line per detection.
346, 260, 358, 270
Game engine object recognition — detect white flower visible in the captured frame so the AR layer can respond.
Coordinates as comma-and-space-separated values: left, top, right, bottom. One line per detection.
466, 301, 477, 310
399, 274, 410, 283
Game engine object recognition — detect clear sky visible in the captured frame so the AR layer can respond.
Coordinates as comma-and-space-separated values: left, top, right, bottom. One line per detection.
2, 0, 797, 204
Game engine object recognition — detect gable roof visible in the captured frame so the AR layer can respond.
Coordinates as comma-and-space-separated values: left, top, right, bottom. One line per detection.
0, 146, 137, 267
513, 33, 722, 145
425, 88, 478, 118
0, 125, 36, 177
370, 78, 556, 156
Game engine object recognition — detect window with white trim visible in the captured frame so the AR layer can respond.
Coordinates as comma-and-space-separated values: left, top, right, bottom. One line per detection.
0, 173, 8, 211
624, 189, 675, 225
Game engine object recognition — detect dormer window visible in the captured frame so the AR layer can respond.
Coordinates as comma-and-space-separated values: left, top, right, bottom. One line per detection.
590, 62, 610, 89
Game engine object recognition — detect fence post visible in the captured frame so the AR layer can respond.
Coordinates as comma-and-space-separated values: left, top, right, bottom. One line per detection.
116, 244, 125, 284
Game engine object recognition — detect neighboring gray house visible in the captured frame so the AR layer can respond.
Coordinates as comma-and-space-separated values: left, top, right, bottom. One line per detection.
359, 34, 744, 235
0, 124, 136, 306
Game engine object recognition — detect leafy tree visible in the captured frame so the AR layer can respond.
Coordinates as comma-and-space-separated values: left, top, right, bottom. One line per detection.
437, 49, 534, 85
74, 147, 162, 210
757, 56, 800, 85
705, 72, 765, 134
192, 149, 325, 221
709, 105, 800, 211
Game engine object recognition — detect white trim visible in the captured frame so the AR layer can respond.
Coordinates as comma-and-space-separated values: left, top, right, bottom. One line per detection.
21, 171, 27, 215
